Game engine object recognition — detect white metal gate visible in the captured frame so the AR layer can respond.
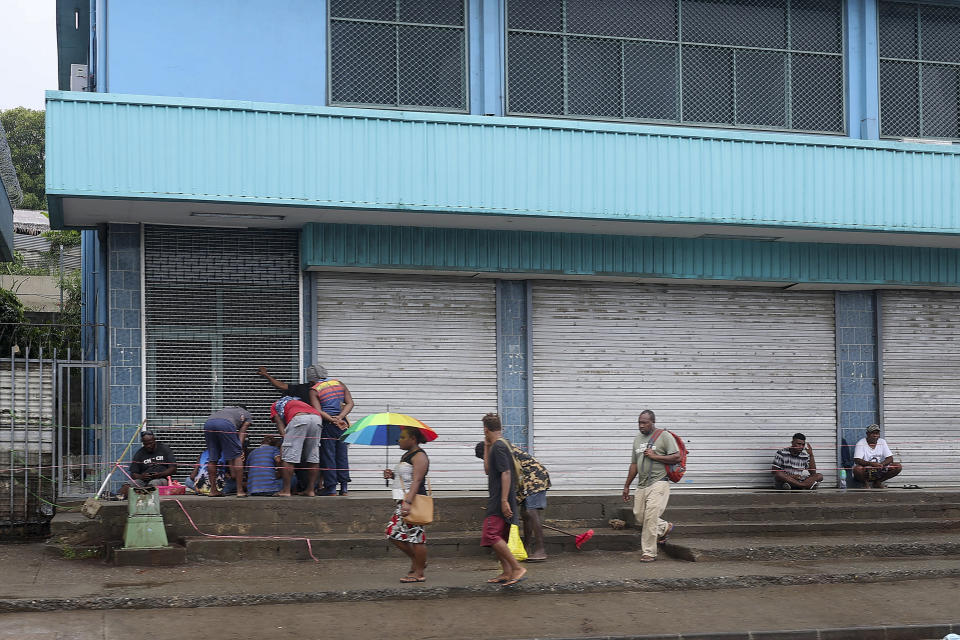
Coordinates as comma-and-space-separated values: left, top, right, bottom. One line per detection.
531, 282, 838, 489
2, 341, 107, 535
315, 273, 498, 490
881, 290, 960, 488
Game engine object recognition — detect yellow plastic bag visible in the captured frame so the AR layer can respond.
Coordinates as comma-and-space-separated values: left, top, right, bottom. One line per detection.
507, 523, 528, 562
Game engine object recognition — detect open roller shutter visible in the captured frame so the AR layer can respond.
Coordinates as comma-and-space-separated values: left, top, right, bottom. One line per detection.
532, 282, 837, 489
143, 226, 301, 478
315, 273, 497, 491
882, 291, 960, 487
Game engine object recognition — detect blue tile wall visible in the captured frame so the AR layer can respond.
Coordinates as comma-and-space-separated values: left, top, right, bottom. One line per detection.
497, 280, 529, 448
835, 291, 879, 485
108, 224, 143, 488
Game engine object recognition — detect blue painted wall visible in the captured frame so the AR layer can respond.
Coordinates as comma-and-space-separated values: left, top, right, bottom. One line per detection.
101, 0, 327, 105
496, 280, 529, 448
93, 0, 889, 137
107, 224, 143, 487
835, 291, 880, 486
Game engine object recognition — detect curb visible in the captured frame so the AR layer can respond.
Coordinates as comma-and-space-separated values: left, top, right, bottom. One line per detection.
538, 621, 960, 639
2, 566, 960, 613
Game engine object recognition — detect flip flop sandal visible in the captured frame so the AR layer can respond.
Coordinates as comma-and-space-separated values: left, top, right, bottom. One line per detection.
502, 577, 527, 587
903, 484, 921, 489
486, 577, 509, 583
399, 576, 426, 583
639, 555, 657, 562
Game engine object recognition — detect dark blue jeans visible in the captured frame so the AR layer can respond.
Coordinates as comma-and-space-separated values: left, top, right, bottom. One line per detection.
320, 421, 350, 494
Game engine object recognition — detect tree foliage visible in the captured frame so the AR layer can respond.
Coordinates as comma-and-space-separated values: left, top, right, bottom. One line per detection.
0, 107, 45, 211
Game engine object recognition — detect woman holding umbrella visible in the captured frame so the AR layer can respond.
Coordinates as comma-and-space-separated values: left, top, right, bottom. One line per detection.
383, 427, 430, 583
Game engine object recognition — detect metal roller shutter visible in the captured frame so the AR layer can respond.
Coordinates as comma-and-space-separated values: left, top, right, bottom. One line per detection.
882, 291, 960, 488
143, 226, 301, 478
532, 282, 837, 489
315, 273, 497, 491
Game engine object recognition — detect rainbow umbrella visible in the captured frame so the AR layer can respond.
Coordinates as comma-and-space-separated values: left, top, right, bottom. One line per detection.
340, 413, 438, 487
339, 412, 438, 445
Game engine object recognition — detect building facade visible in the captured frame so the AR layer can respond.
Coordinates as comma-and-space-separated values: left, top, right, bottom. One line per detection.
49, 0, 960, 491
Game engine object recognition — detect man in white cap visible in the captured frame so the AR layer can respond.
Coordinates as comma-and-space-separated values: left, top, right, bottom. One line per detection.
852, 424, 902, 488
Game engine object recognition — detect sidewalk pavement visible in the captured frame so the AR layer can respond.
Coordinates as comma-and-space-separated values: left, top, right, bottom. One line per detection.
4, 541, 960, 612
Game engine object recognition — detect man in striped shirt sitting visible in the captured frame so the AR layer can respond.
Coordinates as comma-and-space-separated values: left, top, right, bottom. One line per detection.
246, 435, 283, 496
771, 433, 823, 490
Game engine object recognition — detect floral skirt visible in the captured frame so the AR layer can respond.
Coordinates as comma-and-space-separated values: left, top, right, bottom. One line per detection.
385, 502, 426, 544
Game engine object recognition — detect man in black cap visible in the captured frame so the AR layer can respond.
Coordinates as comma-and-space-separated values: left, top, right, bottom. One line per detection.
852, 424, 902, 488
257, 365, 324, 404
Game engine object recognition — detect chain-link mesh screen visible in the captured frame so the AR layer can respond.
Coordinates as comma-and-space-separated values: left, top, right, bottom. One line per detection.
506, 0, 844, 133
329, 0, 467, 111
143, 226, 302, 480
879, 1, 960, 139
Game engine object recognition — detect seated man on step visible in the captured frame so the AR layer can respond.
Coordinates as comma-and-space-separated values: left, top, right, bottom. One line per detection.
771, 433, 823, 490
852, 424, 902, 489
119, 431, 178, 498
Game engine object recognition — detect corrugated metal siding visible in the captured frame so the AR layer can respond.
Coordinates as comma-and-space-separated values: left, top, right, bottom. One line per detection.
46, 92, 960, 235
532, 282, 837, 489
314, 273, 497, 491
304, 223, 960, 287
881, 291, 960, 488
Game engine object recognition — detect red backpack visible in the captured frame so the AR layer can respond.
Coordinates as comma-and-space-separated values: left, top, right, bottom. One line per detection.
650, 429, 688, 482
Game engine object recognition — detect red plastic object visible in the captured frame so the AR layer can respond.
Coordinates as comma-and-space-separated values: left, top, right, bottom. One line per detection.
158, 480, 186, 496
574, 529, 594, 549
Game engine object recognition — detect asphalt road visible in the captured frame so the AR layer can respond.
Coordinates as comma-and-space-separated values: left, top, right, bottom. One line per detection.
3, 578, 959, 640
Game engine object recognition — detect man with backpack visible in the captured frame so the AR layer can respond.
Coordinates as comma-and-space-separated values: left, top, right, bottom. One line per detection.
622, 409, 682, 563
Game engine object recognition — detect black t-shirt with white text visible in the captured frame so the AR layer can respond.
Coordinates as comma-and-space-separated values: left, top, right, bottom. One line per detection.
130, 443, 177, 476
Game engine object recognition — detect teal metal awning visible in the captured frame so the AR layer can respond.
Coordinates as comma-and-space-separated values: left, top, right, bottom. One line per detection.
45, 91, 960, 241
302, 223, 960, 288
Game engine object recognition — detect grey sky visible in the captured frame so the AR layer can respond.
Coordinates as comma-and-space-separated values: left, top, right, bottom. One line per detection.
0, 0, 58, 111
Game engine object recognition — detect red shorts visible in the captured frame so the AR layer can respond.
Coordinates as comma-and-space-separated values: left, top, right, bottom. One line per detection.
480, 514, 510, 547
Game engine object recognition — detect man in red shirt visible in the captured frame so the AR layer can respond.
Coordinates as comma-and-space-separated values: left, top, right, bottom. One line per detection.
270, 396, 323, 497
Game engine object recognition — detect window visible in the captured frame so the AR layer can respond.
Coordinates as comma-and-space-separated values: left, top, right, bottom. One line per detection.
506, 0, 844, 133
329, 0, 468, 111
879, 1, 960, 139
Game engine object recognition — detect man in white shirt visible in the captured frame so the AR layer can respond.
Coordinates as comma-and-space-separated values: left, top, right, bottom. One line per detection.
852, 424, 902, 488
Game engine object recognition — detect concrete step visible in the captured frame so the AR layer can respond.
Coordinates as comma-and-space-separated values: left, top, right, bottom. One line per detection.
665, 488, 960, 507
180, 528, 638, 562
665, 517, 960, 538
53, 490, 960, 548
48, 511, 90, 538
658, 502, 960, 523
665, 532, 960, 562
71, 495, 619, 542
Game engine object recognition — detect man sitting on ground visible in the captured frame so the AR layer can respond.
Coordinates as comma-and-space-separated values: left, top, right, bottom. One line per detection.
247, 435, 284, 496
852, 424, 902, 488
119, 431, 177, 498
186, 450, 226, 495
771, 433, 823, 490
